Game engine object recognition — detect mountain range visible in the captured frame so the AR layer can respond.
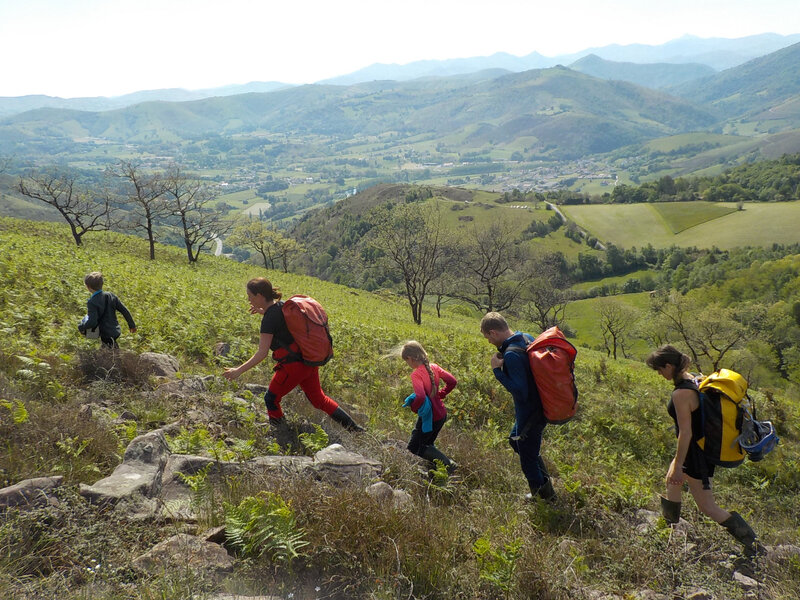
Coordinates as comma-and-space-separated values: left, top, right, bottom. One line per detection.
2, 33, 799, 120
2, 35, 800, 173
0, 67, 718, 160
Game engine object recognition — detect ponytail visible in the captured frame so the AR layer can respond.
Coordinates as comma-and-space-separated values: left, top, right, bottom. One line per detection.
246, 277, 282, 301
646, 344, 691, 385
401, 340, 437, 397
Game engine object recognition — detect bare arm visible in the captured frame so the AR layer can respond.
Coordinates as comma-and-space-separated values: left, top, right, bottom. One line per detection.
667, 388, 696, 486
223, 332, 272, 380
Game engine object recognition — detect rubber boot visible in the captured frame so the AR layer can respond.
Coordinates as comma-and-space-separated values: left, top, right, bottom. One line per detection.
525, 456, 556, 502
329, 407, 365, 432
525, 477, 556, 502
660, 496, 681, 524
721, 512, 766, 558
420, 445, 456, 474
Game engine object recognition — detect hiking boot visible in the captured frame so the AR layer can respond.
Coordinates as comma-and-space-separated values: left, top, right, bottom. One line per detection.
660, 496, 682, 524
420, 445, 455, 473
329, 407, 365, 432
721, 511, 766, 558
526, 478, 556, 503
268, 416, 286, 428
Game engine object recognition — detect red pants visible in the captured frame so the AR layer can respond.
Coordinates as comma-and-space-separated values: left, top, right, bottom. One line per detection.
266, 361, 339, 419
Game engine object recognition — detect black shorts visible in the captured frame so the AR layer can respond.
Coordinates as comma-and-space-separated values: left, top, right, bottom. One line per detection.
683, 442, 716, 489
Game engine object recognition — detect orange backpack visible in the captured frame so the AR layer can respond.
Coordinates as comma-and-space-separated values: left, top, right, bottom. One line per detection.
519, 327, 578, 424
281, 295, 333, 366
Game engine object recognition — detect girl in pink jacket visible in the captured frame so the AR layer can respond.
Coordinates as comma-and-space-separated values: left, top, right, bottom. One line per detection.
401, 340, 457, 473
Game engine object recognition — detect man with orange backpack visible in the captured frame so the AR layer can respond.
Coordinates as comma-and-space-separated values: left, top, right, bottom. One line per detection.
223, 277, 364, 432
481, 312, 557, 502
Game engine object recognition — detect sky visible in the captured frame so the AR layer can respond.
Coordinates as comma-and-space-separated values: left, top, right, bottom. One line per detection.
1, 0, 799, 98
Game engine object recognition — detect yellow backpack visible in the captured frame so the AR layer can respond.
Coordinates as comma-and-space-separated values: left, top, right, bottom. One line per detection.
697, 369, 748, 467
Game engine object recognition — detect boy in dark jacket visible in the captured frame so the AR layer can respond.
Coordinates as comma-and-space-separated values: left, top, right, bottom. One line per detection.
78, 271, 136, 348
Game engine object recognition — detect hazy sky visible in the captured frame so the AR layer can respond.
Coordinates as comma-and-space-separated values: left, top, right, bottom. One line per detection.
1, 0, 799, 98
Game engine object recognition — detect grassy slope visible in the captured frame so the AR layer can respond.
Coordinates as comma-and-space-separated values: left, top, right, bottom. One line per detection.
563, 201, 800, 248
1, 217, 799, 599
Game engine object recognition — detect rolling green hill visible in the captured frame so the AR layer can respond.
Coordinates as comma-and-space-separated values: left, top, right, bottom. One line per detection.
671, 41, 800, 123
0, 67, 717, 160
568, 54, 715, 89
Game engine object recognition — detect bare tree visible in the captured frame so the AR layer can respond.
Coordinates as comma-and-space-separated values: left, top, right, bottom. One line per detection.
649, 292, 747, 372
520, 252, 572, 332
162, 165, 235, 263
112, 161, 167, 260
597, 298, 640, 359
370, 202, 447, 325
451, 219, 526, 313
18, 170, 115, 246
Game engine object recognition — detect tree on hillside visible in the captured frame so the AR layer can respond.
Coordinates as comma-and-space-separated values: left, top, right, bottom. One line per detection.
597, 298, 640, 360
451, 219, 526, 314
520, 252, 572, 332
112, 161, 168, 260
370, 202, 448, 325
273, 234, 305, 273
162, 165, 235, 263
228, 220, 302, 272
649, 292, 747, 372
228, 220, 277, 269
18, 170, 116, 246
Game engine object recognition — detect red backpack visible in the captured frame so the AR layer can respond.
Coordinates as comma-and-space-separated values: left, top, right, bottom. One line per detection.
281, 295, 333, 366
516, 327, 578, 424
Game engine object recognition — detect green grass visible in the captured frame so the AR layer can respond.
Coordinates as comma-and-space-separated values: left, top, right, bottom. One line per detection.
571, 269, 654, 292
563, 292, 652, 351
650, 201, 739, 234
563, 201, 800, 248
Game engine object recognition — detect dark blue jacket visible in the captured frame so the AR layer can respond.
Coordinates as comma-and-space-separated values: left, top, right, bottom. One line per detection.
493, 331, 543, 431
79, 290, 135, 339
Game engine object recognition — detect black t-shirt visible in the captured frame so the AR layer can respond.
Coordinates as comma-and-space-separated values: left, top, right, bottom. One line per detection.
259, 302, 294, 351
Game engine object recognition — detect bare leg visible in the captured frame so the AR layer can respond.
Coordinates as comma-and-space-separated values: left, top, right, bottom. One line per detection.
685, 476, 731, 523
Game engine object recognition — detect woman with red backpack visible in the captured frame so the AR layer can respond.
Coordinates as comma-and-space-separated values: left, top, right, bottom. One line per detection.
223, 277, 364, 432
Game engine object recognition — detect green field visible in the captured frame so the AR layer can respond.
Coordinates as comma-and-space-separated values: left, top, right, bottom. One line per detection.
563, 292, 652, 353
650, 201, 738, 233
570, 269, 654, 292
562, 201, 800, 248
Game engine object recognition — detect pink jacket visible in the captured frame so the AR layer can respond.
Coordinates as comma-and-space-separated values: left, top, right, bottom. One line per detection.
410, 363, 457, 421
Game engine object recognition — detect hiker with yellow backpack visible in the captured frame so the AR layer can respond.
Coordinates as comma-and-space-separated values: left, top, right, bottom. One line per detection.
646, 345, 772, 557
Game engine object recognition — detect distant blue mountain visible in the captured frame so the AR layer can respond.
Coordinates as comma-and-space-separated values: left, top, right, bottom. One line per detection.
321, 33, 800, 85
568, 55, 715, 89
0, 82, 292, 119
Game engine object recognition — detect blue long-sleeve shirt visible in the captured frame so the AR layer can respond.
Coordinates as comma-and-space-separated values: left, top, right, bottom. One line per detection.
492, 331, 543, 432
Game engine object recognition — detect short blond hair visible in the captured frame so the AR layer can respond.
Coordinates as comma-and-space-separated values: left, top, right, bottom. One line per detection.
480, 312, 508, 334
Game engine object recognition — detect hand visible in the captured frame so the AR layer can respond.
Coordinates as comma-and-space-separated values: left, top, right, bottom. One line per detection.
249, 305, 265, 315
223, 367, 241, 381
666, 459, 685, 488
490, 352, 504, 369
130, 327, 137, 334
